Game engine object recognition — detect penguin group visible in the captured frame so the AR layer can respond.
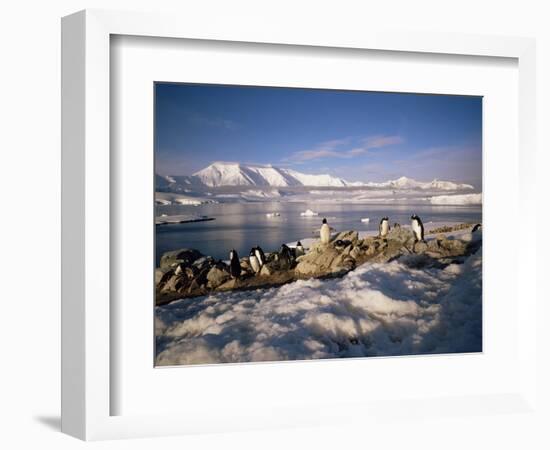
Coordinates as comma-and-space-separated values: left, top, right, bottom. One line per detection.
228, 214, 429, 279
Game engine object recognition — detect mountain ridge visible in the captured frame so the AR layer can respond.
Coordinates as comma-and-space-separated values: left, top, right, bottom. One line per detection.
157, 161, 474, 191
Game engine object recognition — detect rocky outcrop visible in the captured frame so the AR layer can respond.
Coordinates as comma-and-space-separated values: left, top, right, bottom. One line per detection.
155, 223, 482, 305
159, 248, 203, 269
206, 265, 231, 289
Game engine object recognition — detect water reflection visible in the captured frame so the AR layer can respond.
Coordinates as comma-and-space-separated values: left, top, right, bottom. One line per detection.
155, 202, 482, 265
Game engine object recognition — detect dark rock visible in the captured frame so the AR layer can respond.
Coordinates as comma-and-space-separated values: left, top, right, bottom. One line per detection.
192, 256, 215, 270
155, 267, 174, 286
333, 230, 359, 244
260, 261, 277, 276
206, 265, 231, 289
413, 241, 428, 253
161, 273, 189, 293
349, 245, 362, 260
160, 248, 203, 269
217, 278, 239, 291
295, 240, 351, 276
334, 239, 352, 249
194, 267, 210, 287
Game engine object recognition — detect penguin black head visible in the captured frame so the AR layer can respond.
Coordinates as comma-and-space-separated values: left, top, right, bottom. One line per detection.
411, 214, 417, 220
297, 241, 302, 246
322, 218, 327, 224
230, 249, 238, 260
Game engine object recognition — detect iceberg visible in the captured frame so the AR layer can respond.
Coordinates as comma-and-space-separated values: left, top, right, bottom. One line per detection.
300, 209, 319, 217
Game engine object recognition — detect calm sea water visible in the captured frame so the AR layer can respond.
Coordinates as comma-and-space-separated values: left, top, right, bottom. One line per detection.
155, 202, 482, 266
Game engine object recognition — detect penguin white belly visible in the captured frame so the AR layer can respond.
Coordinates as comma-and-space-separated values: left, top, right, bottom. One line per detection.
412, 221, 421, 240
320, 224, 330, 244
254, 249, 264, 267
249, 255, 260, 273
380, 221, 389, 237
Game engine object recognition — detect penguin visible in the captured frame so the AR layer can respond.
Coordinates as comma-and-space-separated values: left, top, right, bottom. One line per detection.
472, 223, 482, 233
279, 244, 294, 270
320, 218, 331, 244
379, 217, 390, 238
411, 214, 425, 242
295, 241, 305, 257
254, 246, 267, 268
229, 249, 241, 279
249, 248, 261, 274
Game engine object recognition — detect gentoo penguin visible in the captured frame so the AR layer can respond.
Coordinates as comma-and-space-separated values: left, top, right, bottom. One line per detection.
254, 246, 267, 268
295, 241, 305, 257
279, 244, 294, 269
379, 217, 390, 238
320, 218, 331, 244
411, 214, 425, 242
229, 249, 241, 279
472, 223, 482, 233
249, 248, 261, 274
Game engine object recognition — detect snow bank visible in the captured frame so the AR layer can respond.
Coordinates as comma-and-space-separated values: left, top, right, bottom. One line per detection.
430, 193, 482, 205
155, 192, 213, 206
156, 246, 482, 365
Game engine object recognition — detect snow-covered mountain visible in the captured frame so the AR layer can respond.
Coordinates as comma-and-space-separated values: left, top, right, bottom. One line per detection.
193, 162, 351, 187
157, 162, 474, 191
366, 176, 473, 191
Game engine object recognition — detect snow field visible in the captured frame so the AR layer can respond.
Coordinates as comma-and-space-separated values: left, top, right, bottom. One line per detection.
156, 242, 482, 365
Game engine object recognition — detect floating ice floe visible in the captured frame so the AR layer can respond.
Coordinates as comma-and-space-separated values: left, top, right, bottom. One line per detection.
360, 217, 370, 223
155, 214, 214, 225
300, 209, 319, 217
266, 212, 281, 218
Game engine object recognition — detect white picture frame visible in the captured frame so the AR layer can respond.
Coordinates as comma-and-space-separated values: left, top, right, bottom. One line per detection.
61, 9, 537, 441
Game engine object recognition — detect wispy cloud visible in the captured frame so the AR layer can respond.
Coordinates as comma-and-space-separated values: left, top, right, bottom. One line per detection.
362, 135, 404, 149
287, 135, 403, 162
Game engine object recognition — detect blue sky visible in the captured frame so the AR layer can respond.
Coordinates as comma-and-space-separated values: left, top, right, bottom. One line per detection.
155, 83, 482, 188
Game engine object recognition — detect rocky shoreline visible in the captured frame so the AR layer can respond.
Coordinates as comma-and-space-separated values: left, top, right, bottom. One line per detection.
155, 222, 481, 306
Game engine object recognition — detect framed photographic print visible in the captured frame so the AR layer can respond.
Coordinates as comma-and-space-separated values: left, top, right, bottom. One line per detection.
62, 9, 538, 441
153, 83, 483, 367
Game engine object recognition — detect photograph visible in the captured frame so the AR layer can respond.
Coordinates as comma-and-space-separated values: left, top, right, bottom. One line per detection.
154, 83, 483, 366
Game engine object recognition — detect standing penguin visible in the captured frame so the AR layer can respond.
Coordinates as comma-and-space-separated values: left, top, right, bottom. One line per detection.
320, 218, 331, 244
254, 245, 267, 268
229, 249, 241, 279
279, 244, 294, 270
379, 217, 390, 238
411, 214, 425, 242
249, 248, 261, 274
472, 223, 482, 233
295, 241, 305, 257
